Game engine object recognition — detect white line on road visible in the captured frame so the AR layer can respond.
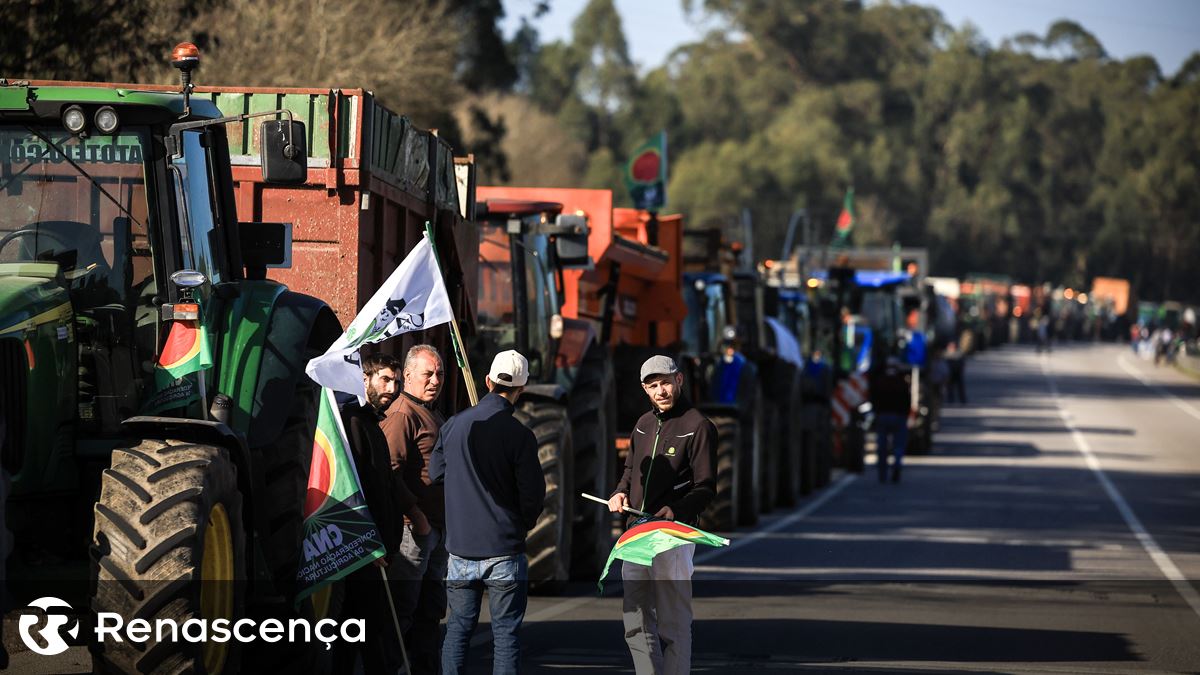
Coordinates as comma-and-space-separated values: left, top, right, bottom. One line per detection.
1117, 353, 1200, 423
694, 472, 858, 564
1043, 357, 1200, 621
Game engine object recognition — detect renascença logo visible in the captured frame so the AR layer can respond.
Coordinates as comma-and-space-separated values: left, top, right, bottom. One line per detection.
18, 597, 80, 656
18, 596, 365, 655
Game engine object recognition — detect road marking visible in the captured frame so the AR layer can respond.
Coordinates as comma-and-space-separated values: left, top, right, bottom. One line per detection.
1117, 354, 1200, 422
1043, 358, 1200, 621
694, 472, 858, 564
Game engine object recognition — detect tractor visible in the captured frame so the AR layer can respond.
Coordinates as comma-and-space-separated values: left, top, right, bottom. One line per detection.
0, 45, 342, 673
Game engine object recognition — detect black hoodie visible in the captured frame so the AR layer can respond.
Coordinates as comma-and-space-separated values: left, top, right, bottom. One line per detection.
612, 398, 716, 527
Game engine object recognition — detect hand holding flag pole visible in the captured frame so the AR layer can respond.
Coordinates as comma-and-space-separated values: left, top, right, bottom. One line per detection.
581, 492, 650, 518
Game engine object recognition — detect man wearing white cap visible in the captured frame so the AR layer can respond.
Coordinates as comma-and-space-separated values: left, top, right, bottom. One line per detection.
431, 349, 545, 675
609, 354, 717, 675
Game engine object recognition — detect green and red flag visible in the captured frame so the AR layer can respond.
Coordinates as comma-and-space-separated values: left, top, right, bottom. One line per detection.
624, 131, 667, 211
295, 388, 386, 602
832, 187, 856, 249
155, 311, 212, 378
599, 518, 730, 591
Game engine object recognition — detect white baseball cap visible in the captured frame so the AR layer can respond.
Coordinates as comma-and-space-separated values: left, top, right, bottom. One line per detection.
488, 349, 529, 387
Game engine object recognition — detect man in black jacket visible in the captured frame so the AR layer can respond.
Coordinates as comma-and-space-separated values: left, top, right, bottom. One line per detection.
332, 352, 402, 675
608, 355, 716, 675
431, 349, 544, 675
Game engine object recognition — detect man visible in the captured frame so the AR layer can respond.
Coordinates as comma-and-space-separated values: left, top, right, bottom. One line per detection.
332, 353, 402, 675
431, 350, 544, 675
608, 355, 716, 675
869, 355, 912, 484
379, 344, 447, 674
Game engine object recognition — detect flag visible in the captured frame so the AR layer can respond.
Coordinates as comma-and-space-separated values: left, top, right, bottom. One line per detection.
598, 518, 730, 592
832, 187, 855, 248
156, 315, 212, 378
296, 234, 454, 601
624, 131, 667, 211
295, 388, 387, 601
306, 235, 454, 401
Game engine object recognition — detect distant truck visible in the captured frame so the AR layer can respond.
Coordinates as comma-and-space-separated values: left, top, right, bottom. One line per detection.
1090, 277, 1131, 317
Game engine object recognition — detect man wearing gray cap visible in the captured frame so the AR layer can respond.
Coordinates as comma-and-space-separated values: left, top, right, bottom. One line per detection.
608, 354, 716, 675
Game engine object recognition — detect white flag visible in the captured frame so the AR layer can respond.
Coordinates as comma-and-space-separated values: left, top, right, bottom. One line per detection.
306, 235, 454, 402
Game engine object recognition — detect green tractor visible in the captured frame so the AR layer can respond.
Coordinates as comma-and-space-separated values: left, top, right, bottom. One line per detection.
1, 47, 341, 673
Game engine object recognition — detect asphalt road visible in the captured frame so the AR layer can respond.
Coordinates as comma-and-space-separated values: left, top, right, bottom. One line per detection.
460, 343, 1200, 673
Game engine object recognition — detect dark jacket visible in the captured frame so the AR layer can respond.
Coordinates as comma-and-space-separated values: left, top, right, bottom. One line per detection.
612, 398, 716, 527
869, 361, 912, 415
339, 400, 401, 554
429, 392, 544, 558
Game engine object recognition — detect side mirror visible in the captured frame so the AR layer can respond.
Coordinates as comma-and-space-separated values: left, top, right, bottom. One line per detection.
260, 120, 307, 185
553, 214, 590, 269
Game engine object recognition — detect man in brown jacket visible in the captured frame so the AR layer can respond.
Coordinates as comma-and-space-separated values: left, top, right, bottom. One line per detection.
379, 344, 447, 674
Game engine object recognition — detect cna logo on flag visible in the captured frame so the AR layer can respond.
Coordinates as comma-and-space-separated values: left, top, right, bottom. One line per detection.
297, 234, 455, 602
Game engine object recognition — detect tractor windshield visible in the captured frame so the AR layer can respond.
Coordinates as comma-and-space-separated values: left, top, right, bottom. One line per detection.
0, 126, 156, 304
681, 277, 727, 355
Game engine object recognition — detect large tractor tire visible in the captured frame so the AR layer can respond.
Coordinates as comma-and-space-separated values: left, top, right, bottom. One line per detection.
254, 358, 320, 599
699, 414, 739, 532
776, 377, 803, 508
759, 402, 780, 513
736, 401, 762, 527
516, 399, 573, 591
567, 344, 617, 579
91, 440, 246, 675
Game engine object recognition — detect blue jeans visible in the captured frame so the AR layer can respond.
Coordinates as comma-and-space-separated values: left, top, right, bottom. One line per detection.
875, 413, 908, 481
442, 553, 528, 675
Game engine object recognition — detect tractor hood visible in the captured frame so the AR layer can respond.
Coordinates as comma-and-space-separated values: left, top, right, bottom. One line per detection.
0, 263, 73, 337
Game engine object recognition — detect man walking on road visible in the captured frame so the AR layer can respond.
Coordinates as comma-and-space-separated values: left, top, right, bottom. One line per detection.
869, 355, 912, 484
380, 344, 447, 674
431, 350, 545, 675
332, 353, 403, 675
608, 355, 717, 675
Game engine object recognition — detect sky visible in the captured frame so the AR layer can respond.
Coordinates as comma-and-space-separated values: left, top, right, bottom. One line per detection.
501, 0, 1200, 77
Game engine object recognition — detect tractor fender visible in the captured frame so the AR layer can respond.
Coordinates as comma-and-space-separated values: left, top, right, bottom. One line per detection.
245, 291, 341, 449
521, 383, 566, 403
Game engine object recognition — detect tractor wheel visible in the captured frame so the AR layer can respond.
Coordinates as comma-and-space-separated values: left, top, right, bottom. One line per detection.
255, 355, 320, 599
516, 399, 573, 591
759, 401, 780, 513
737, 401, 762, 527
777, 383, 802, 507
699, 414, 739, 532
567, 344, 616, 578
91, 440, 246, 675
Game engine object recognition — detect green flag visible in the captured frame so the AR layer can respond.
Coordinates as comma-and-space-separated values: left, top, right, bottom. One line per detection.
295, 388, 386, 602
624, 131, 667, 211
832, 187, 855, 249
598, 518, 729, 592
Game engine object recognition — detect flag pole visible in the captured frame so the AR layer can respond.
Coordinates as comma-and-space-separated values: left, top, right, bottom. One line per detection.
423, 221, 479, 406
380, 566, 413, 675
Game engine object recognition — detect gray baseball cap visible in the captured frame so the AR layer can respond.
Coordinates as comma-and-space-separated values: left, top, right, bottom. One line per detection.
640, 355, 679, 383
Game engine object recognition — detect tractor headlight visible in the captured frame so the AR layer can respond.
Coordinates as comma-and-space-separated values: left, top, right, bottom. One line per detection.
63, 105, 87, 134
95, 106, 119, 134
